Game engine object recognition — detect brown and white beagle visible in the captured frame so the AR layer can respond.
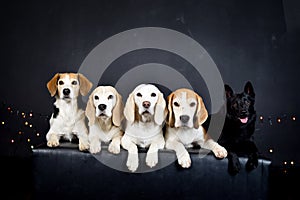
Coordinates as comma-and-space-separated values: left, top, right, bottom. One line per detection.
165, 88, 227, 168
46, 72, 93, 151
85, 85, 124, 154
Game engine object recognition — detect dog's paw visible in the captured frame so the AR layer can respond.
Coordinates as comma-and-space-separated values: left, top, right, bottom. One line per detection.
89, 142, 101, 154
127, 153, 139, 172
246, 156, 258, 172
228, 156, 241, 176
108, 142, 120, 154
146, 152, 158, 168
177, 151, 191, 168
79, 140, 90, 151
212, 145, 228, 158
47, 135, 60, 147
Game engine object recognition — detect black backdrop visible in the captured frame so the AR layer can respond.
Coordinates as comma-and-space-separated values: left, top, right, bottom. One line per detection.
0, 0, 300, 166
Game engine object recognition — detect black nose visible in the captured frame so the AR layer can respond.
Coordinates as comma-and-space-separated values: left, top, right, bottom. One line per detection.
180, 115, 190, 123
63, 88, 70, 96
143, 101, 151, 109
98, 104, 107, 111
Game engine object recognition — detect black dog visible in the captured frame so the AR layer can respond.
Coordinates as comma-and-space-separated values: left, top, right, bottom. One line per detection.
218, 81, 258, 176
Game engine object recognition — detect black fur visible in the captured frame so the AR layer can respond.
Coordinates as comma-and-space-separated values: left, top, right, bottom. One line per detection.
53, 105, 59, 118
218, 81, 258, 176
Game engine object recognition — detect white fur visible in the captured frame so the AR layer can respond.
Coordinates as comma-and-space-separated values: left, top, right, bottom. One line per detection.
46, 73, 92, 151
121, 84, 167, 172
165, 89, 227, 168
86, 86, 124, 154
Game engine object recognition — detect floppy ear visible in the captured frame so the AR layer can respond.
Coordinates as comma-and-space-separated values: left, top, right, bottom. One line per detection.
85, 93, 96, 126
244, 81, 255, 98
166, 93, 175, 127
224, 84, 233, 99
123, 92, 135, 124
194, 94, 208, 129
154, 92, 167, 125
112, 91, 124, 127
46, 73, 60, 97
78, 73, 93, 96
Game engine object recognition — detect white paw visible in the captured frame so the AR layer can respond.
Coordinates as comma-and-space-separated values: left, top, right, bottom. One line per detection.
47, 135, 60, 147
79, 139, 89, 151
89, 142, 101, 154
126, 153, 139, 172
213, 145, 228, 158
108, 142, 120, 154
146, 151, 158, 168
177, 151, 191, 168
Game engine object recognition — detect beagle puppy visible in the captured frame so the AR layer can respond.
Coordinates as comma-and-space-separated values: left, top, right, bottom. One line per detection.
121, 84, 167, 172
85, 86, 124, 154
46, 72, 93, 151
165, 88, 227, 168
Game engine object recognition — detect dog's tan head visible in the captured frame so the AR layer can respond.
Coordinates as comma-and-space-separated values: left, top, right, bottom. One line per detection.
124, 84, 167, 125
166, 88, 208, 129
47, 73, 93, 100
85, 86, 124, 127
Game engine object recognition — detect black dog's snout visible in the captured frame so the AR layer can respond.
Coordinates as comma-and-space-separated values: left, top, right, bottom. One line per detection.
180, 115, 190, 123
143, 101, 151, 109
98, 104, 107, 111
63, 88, 70, 96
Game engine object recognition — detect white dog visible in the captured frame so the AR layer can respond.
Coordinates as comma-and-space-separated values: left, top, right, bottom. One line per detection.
85, 85, 124, 154
121, 84, 167, 172
46, 72, 93, 151
165, 88, 227, 168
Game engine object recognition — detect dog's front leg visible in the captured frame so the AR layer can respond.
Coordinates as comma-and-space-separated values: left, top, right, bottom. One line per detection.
166, 140, 191, 168
201, 137, 228, 158
121, 134, 139, 172
46, 131, 60, 147
108, 131, 122, 154
75, 120, 90, 151
146, 135, 165, 168
88, 125, 101, 154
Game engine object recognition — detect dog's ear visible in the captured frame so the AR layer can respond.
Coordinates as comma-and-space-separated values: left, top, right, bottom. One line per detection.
154, 91, 167, 125
224, 84, 233, 99
47, 73, 60, 97
244, 81, 255, 98
166, 93, 175, 127
78, 73, 93, 96
112, 91, 124, 127
194, 93, 208, 129
124, 92, 135, 124
85, 92, 96, 126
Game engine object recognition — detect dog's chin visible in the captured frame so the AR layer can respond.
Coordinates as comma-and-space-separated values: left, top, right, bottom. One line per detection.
175, 122, 193, 129
97, 113, 109, 120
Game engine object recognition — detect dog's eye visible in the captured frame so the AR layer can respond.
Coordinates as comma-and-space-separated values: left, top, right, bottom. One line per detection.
136, 93, 142, 97
108, 95, 113, 100
94, 95, 99, 100
58, 80, 64, 85
71, 81, 78, 85
151, 93, 156, 97
174, 102, 180, 107
190, 102, 196, 107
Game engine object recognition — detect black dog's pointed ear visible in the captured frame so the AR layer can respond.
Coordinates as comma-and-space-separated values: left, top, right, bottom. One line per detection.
224, 84, 233, 98
244, 81, 255, 98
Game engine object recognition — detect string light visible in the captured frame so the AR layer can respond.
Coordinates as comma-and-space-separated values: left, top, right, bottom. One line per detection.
292, 116, 296, 121
290, 161, 294, 165
269, 148, 273, 153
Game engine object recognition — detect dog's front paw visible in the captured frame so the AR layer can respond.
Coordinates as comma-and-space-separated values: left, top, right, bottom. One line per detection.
89, 142, 101, 154
146, 151, 158, 168
177, 151, 191, 168
212, 145, 228, 158
246, 154, 258, 172
127, 153, 139, 172
47, 134, 60, 147
108, 142, 120, 154
79, 139, 89, 151
228, 155, 241, 176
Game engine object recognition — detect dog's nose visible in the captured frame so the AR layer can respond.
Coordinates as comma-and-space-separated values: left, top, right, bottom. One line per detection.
63, 88, 70, 96
98, 104, 107, 111
143, 101, 151, 109
180, 115, 190, 123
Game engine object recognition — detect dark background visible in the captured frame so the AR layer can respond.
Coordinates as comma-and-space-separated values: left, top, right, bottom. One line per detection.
0, 0, 299, 199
